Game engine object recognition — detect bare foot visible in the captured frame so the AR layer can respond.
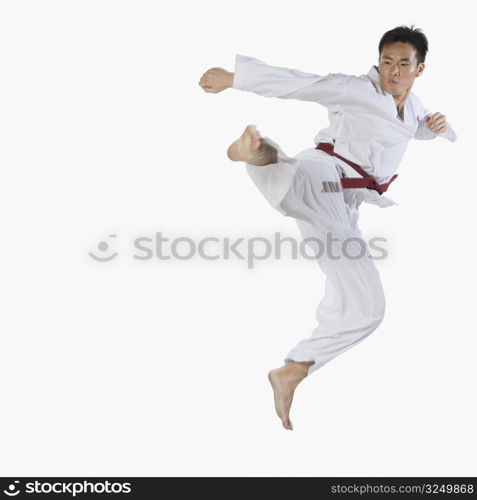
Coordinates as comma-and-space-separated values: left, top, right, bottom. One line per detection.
268, 361, 314, 430
226, 124, 277, 166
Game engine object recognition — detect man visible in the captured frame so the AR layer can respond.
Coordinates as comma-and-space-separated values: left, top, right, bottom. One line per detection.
199, 26, 456, 430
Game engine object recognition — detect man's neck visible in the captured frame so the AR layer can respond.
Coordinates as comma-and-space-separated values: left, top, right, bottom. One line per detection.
393, 88, 411, 114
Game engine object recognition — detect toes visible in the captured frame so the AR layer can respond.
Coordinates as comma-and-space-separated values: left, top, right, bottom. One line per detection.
250, 129, 262, 151
252, 138, 262, 152
282, 418, 293, 430
244, 124, 255, 136
247, 124, 260, 139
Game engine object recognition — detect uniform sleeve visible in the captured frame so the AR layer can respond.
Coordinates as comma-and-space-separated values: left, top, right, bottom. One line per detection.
232, 54, 349, 108
414, 102, 457, 142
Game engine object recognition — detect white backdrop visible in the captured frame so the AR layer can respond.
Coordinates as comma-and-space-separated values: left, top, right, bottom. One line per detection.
0, 0, 475, 477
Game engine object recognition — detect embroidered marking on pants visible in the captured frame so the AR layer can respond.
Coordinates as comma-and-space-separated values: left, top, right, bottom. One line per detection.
321, 181, 342, 193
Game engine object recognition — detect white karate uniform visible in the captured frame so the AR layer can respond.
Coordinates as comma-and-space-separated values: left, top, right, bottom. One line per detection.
232, 54, 457, 375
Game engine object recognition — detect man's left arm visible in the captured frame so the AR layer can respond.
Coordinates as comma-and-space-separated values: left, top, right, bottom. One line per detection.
414, 107, 457, 142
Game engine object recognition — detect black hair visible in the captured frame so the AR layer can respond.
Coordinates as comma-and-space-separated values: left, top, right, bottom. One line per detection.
378, 25, 428, 64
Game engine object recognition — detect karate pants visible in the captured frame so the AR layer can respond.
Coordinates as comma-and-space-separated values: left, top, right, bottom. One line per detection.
245, 137, 385, 376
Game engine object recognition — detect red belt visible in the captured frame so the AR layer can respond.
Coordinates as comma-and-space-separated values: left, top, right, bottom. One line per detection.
315, 142, 397, 195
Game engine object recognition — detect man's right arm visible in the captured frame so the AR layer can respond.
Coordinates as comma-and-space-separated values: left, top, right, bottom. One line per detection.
200, 54, 350, 108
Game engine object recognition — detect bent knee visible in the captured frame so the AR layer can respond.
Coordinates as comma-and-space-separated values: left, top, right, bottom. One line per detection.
375, 290, 386, 317
360, 288, 385, 329
369, 292, 385, 327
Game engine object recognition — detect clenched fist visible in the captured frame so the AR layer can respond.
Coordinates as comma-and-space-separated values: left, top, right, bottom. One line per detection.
425, 112, 447, 134
199, 67, 234, 93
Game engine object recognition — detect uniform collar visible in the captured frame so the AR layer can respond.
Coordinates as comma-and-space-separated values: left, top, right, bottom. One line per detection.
366, 65, 389, 96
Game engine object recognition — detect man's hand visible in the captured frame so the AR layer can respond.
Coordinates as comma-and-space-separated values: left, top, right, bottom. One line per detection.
199, 67, 234, 93
425, 112, 447, 134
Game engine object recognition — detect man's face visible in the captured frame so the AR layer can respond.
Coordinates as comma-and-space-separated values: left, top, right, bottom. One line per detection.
378, 42, 425, 97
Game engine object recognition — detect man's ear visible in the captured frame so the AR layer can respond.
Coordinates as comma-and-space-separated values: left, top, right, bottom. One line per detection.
416, 62, 425, 77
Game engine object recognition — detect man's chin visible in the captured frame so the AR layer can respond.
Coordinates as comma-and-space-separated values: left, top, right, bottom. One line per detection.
384, 86, 403, 97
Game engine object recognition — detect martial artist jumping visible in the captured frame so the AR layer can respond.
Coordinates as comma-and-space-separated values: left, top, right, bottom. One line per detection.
199, 26, 456, 430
